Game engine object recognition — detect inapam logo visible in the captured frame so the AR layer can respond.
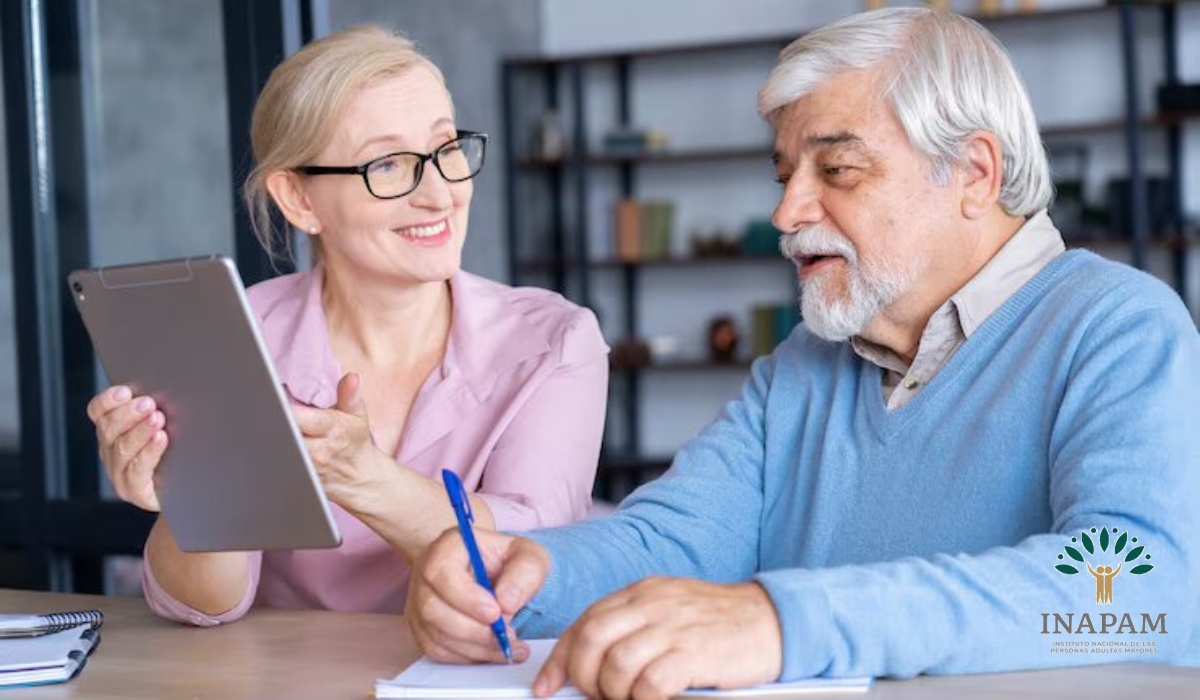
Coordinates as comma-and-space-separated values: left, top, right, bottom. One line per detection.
1055, 527, 1154, 605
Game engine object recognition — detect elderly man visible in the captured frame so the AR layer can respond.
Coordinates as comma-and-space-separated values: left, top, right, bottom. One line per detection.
407, 7, 1199, 698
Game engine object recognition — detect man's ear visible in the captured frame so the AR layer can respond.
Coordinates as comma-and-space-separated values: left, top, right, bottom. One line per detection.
266, 170, 323, 234
958, 131, 1004, 220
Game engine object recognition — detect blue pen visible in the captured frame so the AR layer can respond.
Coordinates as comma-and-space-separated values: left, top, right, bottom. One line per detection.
441, 469, 514, 664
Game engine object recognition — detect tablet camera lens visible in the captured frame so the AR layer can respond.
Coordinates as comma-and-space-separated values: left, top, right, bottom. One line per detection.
72, 281, 83, 293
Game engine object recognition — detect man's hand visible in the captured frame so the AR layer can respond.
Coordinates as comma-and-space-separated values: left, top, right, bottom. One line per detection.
534, 578, 783, 700
407, 527, 551, 664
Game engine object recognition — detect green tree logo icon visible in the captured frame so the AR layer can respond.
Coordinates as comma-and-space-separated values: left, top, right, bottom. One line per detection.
1055, 527, 1154, 604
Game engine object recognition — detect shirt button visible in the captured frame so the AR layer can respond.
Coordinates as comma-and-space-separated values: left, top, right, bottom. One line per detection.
902, 376, 920, 390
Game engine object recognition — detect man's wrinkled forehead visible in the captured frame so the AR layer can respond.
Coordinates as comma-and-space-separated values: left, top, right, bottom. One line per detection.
770, 81, 894, 163
772, 102, 877, 165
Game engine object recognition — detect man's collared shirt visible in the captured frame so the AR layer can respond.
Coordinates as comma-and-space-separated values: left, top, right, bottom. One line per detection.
852, 210, 1066, 409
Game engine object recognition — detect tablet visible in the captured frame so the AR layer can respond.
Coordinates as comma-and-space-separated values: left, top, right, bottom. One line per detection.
68, 256, 341, 552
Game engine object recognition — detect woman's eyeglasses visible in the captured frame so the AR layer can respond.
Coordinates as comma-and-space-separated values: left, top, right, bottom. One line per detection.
296, 130, 487, 200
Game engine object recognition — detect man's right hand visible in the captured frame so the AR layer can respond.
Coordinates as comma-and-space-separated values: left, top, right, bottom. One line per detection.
407, 528, 551, 664
87, 384, 168, 512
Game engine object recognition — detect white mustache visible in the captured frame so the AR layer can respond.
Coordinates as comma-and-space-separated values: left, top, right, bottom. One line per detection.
778, 225, 857, 263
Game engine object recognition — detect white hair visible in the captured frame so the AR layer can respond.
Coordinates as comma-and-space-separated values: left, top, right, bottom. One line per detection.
779, 224, 917, 342
758, 7, 1052, 216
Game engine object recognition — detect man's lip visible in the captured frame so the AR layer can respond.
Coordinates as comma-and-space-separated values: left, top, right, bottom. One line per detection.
794, 254, 845, 279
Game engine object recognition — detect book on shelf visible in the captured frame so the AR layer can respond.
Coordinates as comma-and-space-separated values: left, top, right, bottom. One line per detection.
640, 201, 673, 260
612, 199, 675, 262
752, 302, 800, 357
614, 199, 641, 262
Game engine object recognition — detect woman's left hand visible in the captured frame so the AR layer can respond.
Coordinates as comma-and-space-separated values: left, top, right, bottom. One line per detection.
292, 373, 390, 509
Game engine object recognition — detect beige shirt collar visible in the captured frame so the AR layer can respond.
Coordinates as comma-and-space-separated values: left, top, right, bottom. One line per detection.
951, 210, 1066, 338
851, 211, 1065, 407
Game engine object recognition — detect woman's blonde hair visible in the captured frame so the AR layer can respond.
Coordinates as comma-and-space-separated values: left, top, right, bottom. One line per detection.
243, 25, 449, 264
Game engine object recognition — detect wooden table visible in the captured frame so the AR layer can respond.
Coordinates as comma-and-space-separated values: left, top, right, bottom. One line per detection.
2, 589, 1197, 699
1, 589, 414, 699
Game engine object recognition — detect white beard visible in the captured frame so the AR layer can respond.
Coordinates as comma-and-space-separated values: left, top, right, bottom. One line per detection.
780, 225, 915, 342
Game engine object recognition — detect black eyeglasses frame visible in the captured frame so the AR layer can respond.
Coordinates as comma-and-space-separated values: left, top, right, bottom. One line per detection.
295, 129, 488, 200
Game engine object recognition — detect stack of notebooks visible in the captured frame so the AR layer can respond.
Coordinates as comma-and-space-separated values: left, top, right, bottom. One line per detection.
377, 639, 871, 698
0, 610, 103, 688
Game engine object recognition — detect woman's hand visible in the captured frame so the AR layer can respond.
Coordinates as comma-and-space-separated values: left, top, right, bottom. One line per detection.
291, 373, 392, 510
87, 385, 168, 511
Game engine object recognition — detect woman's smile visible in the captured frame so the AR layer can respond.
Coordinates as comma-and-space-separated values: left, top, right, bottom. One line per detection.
395, 218, 452, 246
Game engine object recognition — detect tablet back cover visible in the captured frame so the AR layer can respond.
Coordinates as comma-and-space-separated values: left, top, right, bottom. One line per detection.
68, 256, 341, 552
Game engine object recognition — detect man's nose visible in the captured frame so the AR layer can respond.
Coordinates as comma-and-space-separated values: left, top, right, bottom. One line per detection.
771, 176, 824, 234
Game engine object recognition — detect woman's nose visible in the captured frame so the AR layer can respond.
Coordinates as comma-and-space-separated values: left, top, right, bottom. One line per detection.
407, 162, 455, 210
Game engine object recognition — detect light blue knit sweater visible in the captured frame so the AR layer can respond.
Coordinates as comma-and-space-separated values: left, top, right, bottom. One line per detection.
514, 250, 1200, 679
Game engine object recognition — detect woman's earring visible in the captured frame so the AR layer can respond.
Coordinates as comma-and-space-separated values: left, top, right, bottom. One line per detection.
307, 225, 319, 236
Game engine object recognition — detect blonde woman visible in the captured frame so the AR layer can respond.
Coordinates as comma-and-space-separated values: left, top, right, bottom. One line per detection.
85, 25, 608, 625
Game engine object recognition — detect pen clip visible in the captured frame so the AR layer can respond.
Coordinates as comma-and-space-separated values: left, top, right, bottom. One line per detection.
442, 469, 474, 525
457, 476, 474, 525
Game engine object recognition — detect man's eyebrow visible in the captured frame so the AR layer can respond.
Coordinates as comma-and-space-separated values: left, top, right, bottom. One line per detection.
807, 131, 864, 147
773, 131, 871, 166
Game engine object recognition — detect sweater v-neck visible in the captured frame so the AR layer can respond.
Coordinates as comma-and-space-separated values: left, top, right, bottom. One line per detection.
860, 251, 1081, 442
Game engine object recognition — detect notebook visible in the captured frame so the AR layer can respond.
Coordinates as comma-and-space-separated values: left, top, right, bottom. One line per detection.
376, 639, 871, 698
0, 609, 104, 638
0, 625, 101, 687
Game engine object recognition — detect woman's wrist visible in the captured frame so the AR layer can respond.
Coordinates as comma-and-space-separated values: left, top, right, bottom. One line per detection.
335, 449, 407, 517
346, 463, 460, 562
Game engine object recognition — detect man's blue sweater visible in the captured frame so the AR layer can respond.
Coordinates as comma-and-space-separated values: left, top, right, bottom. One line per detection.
514, 250, 1200, 679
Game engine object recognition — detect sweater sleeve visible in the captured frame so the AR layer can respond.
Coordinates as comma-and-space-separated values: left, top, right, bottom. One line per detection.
512, 353, 777, 638
756, 290, 1200, 678
476, 308, 609, 531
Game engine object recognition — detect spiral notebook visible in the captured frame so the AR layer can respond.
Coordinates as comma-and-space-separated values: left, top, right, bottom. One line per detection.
0, 609, 104, 638
376, 639, 871, 698
0, 624, 101, 687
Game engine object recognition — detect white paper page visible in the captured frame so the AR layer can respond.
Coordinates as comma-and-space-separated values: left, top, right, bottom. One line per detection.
0, 626, 93, 672
378, 639, 871, 698
377, 639, 583, 699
